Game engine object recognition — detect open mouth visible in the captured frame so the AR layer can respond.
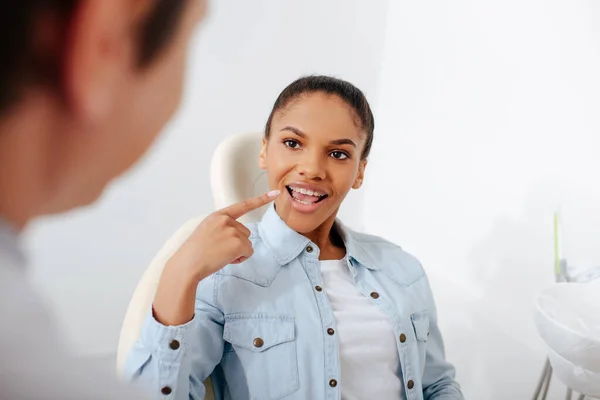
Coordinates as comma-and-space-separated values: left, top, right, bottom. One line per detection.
286, 185, 328, 205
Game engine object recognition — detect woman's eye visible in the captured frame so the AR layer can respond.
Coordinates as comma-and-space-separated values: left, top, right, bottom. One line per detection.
284, 140, 300, 149
330, 151, 349, 160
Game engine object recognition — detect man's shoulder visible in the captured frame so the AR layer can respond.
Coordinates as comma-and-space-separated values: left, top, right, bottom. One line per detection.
0, 262, 147, 399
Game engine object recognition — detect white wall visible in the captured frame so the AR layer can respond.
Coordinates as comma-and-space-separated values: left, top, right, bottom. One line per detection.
365, 0, 600, 399
23, 0, 390, 356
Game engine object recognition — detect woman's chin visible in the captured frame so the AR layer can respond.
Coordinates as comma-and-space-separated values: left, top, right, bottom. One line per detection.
275, 197, 338, 234
280, 209, 333, 235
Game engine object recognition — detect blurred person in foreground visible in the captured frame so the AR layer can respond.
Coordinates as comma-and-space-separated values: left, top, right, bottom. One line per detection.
0, 0, 263, 398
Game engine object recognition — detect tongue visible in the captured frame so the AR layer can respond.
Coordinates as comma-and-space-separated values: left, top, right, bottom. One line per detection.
292, 191, 320, 203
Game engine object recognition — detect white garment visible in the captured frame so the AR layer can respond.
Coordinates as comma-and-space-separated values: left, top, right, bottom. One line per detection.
0, 219, 146, 400
320, 258, 404, 400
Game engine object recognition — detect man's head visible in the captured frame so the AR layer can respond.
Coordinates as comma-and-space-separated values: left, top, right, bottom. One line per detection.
0, 0, 206, 224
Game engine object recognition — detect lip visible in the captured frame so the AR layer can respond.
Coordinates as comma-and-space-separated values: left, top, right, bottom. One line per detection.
283, 181, 330, 214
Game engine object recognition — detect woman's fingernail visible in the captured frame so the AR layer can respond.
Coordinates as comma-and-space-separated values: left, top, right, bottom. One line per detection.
267, 190, 280, 198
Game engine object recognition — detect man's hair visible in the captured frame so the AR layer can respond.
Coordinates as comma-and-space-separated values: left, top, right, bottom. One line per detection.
0, 0, 188, 114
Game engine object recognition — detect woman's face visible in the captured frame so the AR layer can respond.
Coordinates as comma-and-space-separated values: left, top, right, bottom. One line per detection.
259, 92, 367, 234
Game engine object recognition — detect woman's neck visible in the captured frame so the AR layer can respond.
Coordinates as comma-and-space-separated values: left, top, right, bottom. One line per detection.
303, 219, 346, 261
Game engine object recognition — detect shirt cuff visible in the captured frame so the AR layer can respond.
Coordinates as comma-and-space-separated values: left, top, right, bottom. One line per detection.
140, 307, 197, 362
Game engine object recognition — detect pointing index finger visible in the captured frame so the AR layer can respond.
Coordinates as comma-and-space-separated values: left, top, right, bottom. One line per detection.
220, 190, 280, 220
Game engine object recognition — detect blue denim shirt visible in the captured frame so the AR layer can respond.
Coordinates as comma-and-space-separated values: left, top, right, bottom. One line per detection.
124, 205, 463, 400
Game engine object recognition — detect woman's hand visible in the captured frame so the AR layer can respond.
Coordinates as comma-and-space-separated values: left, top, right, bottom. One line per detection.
152, 190, 280, 326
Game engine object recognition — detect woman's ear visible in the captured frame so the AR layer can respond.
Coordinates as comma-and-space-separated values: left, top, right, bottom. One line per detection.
258, 137, 268, 170
352, 159, 367, 189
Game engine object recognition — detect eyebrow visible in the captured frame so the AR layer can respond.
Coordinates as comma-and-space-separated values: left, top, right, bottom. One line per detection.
280, 126, 357, 148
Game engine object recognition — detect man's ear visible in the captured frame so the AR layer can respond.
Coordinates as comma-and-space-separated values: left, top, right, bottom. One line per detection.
64, 0, 133, 122
258, 137, 268, 170
352, 159, 367, 189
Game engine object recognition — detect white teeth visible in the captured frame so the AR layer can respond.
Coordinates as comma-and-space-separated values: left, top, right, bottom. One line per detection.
289, 186, 324, 197
294, 198, 314, 205
288, 186, 328, 206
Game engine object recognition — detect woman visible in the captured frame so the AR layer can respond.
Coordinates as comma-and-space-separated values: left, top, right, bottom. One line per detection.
125, 76, 464, 400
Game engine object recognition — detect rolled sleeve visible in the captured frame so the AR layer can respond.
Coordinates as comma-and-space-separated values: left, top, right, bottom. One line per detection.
140, 309, 197, 362
124, 274, 224, 400
124, 310, 197, 399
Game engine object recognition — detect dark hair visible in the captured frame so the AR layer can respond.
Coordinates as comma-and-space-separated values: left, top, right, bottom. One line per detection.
0, 0, 187, 114
264, 75, 375, 159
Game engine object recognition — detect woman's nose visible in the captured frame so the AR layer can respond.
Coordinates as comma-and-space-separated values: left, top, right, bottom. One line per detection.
296, 154, 326, 180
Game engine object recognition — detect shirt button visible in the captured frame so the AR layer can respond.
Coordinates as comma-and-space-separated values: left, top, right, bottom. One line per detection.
327, 328, 335, 335
306, 245, 314, 253
253, 338, 264, 348
169, 340, 180, 350
399, 333, 407, 343
315, 285, 323, 292
161, 386, 172, 395
370, 291, 380, 299
329, 379, 338, 387
407, 380, 415, 389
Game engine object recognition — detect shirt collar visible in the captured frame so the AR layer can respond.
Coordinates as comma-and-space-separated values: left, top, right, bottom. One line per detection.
257, 205, 378, 270
0, 216, 26, 269
258, 205, 310, 266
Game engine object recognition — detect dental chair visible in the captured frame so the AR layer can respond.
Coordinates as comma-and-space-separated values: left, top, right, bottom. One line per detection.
116, 132, 267, 399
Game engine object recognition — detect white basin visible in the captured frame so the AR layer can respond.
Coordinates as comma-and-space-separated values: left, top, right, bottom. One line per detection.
534, 280, 600, 396
547, 348, 600, 398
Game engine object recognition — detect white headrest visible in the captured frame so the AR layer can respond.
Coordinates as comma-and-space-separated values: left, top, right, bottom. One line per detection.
210, 132, 269, 224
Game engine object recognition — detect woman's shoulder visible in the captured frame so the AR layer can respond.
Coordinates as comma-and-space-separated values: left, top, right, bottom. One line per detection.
346, 228, 426, 283
344, 226, 405, 254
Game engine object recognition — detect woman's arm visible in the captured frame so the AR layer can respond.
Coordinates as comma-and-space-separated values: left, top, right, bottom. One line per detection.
123, 273, 224, 400
421, 276, 465, 400
122, 192, 280, 398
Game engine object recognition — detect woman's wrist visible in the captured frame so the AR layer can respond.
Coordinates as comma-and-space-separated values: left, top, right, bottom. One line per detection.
152, 259, 202, 326
166, 247, 212, 284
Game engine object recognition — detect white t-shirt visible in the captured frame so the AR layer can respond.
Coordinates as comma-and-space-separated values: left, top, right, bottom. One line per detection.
320, 258, 404, 400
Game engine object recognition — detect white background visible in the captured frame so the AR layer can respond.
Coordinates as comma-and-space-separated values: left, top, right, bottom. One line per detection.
22, 1, 599, 399
364, 0, 600, 398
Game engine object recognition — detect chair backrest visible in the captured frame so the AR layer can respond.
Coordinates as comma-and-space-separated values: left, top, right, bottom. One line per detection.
210, 131, 268, 223
116, 132, 267, 397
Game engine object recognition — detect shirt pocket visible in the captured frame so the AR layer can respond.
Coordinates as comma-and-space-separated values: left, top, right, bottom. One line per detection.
411, 310, 430, 375
222, 314, 299, 400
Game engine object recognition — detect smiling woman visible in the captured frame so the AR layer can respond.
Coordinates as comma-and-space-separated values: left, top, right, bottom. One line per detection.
259, 78, 373, 247
125, 76, 464, 400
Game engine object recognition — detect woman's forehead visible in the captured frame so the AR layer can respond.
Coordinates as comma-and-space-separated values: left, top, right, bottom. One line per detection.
272, 93, 365, 140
